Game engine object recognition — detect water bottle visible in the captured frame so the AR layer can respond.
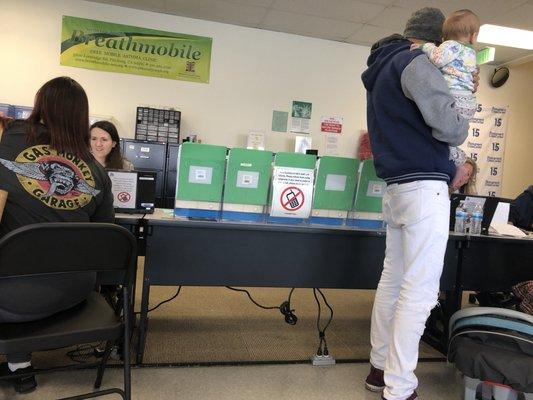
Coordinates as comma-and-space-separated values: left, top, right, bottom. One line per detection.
454, 201, 467, 233
471, 203, 483, 235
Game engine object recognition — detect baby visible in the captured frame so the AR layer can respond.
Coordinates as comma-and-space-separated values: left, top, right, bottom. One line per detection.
413, 9, 480, 188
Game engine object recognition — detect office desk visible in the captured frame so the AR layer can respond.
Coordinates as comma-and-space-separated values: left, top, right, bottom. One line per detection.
460, 234, 533, 291
117, 211, 465, 363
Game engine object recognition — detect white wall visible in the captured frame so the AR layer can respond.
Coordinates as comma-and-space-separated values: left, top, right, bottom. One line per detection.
2, 0, 531, 197
1, 0, 369, 157
477, 62, 533, 198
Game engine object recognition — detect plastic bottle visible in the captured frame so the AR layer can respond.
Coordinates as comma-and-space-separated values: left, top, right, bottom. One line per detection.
454, 201, 467, 233
471, 203, 484, 235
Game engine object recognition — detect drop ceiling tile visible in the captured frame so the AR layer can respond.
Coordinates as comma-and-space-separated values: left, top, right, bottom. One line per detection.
392, 0, 527, 21
391, 0, 443, 10
364, 0, 396, 5
261, 10, 362, 40
346, 24, 398, 45
165, 0, 268, 25
271, 0, 385, 23
223, 0, 275, 7
366, 6, 413, 31
492, 3, 533, 30
90, 0, 167, 12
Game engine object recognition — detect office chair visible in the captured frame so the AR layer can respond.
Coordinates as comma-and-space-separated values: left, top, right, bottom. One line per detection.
0, 222, 137, 399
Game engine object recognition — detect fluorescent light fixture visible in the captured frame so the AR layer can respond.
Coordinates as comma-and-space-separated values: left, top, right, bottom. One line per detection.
478, 24, 533, 50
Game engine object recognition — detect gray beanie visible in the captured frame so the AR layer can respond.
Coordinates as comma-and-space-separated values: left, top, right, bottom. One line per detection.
403, 7, 445, 43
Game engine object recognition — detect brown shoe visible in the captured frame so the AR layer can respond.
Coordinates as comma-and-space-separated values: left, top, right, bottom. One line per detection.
382, 391, 418, 400
365, 365, 385, 392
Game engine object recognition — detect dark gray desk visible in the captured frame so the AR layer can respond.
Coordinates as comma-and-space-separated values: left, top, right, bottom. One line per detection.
117, 212, 533, 363
117, 213, 465, 363
460, 234, 533, 291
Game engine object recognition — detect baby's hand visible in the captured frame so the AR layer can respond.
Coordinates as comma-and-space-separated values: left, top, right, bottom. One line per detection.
410, 43, 421, 51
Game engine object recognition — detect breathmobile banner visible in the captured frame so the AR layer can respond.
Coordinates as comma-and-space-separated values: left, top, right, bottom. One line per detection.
460, 104, 509, 197
60, 16, 212, 83
270, 167, 314, 218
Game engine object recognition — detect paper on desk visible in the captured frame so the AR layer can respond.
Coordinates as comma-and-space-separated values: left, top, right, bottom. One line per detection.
490, 222, 527, 238
492, 202, 510, 224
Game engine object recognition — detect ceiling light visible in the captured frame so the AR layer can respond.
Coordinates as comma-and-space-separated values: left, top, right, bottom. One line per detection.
478, 24, 533, 50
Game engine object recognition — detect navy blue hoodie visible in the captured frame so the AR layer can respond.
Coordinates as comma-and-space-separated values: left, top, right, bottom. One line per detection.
361, 36, 469, 185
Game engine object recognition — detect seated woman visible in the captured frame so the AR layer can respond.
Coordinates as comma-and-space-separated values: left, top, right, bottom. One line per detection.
90, 120, 133, 170
0, 77, 114, 393
450, 157, 477, 194
0, 115, 13, 140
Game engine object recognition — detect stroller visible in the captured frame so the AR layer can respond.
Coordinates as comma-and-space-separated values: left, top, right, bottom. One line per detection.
448, 307, 533, 400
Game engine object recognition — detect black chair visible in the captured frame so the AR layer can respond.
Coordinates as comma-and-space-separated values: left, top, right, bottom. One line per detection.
0, 222, 136, 399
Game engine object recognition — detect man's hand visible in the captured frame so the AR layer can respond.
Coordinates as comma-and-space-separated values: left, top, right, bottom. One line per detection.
410, 43, 421, 51
472, 67, 480, 93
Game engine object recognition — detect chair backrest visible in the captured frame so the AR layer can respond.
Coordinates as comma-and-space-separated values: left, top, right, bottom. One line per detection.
0, 222, 137, 285
449, 306, 533, 338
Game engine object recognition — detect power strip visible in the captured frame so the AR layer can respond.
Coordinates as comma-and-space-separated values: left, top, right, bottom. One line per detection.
311, 354, 335, 366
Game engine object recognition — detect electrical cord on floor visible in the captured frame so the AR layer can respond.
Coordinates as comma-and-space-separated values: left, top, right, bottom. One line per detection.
225, 286, 298, 325
133, 286, 183, 315
148, 286, 182, 312
66, 343, 104, 363
313, 288, 334, 356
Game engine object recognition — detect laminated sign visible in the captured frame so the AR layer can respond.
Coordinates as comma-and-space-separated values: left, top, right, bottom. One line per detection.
60, 16, 212, 83
270, 167, 314, 218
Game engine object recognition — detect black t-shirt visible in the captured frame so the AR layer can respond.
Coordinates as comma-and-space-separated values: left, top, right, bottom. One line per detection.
0, 121, 115, 322
0, 120, 114, 236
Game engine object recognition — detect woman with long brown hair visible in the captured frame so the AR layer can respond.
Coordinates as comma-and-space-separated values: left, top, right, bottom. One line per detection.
0, 77, 113, 393
0, 114, 13, 141
90, 120, 133, 170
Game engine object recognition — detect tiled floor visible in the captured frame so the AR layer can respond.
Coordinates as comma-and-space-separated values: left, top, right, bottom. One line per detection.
0, 361, 464, 400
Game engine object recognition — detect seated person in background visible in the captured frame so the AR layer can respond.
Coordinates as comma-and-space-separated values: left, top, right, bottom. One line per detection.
412, 9, 480, 196
0, 76, 114, 393
450, 157, 477, 194
0, 115, 13, 140
90, 120, 133, 170
509, 185, 533, 231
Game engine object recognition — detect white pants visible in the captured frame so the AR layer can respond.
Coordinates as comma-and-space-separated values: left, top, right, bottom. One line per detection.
370, 180, 450, 400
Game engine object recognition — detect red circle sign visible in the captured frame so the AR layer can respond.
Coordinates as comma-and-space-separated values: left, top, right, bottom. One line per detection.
117, 192, 131, 203
280, 186, 304, 211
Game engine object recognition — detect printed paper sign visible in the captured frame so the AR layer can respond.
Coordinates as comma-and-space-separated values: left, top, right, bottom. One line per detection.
290, 101, 312, 134
321, 116, 343, 133
295, 136, 312, 154
236, 171, 259, 189
325, 174, 347, 191
367, 180, 386, 197
270, 167, 314, 218
247, 131, 265, 150
189, 166, 212, 184
272, 110, 288, 132
324, 134, 339, 156
108, 171, 137, 209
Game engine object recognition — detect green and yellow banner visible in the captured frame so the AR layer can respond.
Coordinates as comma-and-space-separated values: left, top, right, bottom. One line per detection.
60, 16, 212, 83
